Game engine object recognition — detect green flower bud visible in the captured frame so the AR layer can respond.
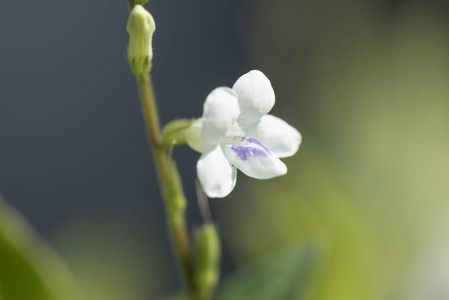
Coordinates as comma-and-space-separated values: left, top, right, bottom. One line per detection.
127, 5, 156, 75
193, 223, 221, 296
165, 160, 187, 218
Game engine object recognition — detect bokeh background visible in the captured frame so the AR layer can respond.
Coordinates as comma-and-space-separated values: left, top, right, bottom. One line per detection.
2, 0, 449, 299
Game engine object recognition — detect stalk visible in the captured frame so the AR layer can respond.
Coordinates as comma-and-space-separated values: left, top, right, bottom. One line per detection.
136, 74, 201, 299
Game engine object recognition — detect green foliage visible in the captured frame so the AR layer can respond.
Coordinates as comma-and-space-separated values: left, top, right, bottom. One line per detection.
231, 2, 449, 299
219, 146, 383, 300
156, 244, 316, 300
155, 293, 188, 300
55, 210, 162, 300
0, 197, 82, 300
214, 244, 317, 300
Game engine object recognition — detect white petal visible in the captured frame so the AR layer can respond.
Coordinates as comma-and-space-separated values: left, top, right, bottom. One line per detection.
202, 87, 240, 147
221, 136, 287, 180
197, 146, 237, 198
242, 115, 302, 158
232, 70, 275, 125
185, 119, 209, 153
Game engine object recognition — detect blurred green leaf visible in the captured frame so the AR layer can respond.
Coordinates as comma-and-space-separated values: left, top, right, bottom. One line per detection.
244, 2, 449, 298
154, 292, 187, 300
214, 243, 317, 300
0, 196, 82, 300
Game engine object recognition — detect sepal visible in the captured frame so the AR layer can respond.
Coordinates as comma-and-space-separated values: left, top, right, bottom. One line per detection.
162, 119, 196, 146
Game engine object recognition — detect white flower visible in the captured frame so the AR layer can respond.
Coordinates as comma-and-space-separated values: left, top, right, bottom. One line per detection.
186, 70, 301, 198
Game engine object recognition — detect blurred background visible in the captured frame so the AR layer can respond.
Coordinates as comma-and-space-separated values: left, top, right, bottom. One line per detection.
2, 0, 449, 299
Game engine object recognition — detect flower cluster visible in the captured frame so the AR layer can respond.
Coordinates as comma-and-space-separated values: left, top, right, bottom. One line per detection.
186, 70, 301, 198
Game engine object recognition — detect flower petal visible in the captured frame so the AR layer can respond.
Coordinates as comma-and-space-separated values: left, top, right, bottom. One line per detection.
202, 87, 240, 147
221, 136, 287, 179
197, 146, 237, 198
242, 115, 302, 158
185, 119, 209, 153
232, 70, 275, 125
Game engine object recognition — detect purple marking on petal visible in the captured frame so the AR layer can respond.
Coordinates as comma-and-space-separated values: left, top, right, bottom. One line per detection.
241, 137, 271, 152
230, 145, 269, 161
225, 137, 273, 161
244, 137, 262, 147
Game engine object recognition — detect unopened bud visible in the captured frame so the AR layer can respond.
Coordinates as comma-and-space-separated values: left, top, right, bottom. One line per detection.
165, 160, 187, 217
127, 5, 156, 75
193, 223, 221, 296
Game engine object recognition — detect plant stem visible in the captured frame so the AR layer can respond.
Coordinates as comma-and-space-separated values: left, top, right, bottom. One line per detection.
136, 74, 201, 299
128, 0, 136, 10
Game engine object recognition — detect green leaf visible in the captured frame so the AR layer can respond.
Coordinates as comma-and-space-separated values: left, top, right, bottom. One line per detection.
214, 243, 317, 300
154, 293, 187, 300
0, 196, 82, 300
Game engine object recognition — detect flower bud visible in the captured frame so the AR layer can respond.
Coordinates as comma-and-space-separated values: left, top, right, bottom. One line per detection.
165, 160, 187, 218
193, 223, 221, 296
127, 5, 156, 75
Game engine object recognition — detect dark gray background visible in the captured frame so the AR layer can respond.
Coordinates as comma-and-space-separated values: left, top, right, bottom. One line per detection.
0, 1, 254, 295
0, 0, 252, 234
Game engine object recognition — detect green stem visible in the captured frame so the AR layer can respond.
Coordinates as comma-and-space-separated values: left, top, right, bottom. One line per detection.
136, 74, 201, 299
128, 0, 136, 10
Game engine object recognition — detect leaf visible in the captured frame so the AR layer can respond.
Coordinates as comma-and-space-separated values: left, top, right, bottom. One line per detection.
214, 243, 317, 300
154, 293, 188, 300
0, 196, 82, 300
